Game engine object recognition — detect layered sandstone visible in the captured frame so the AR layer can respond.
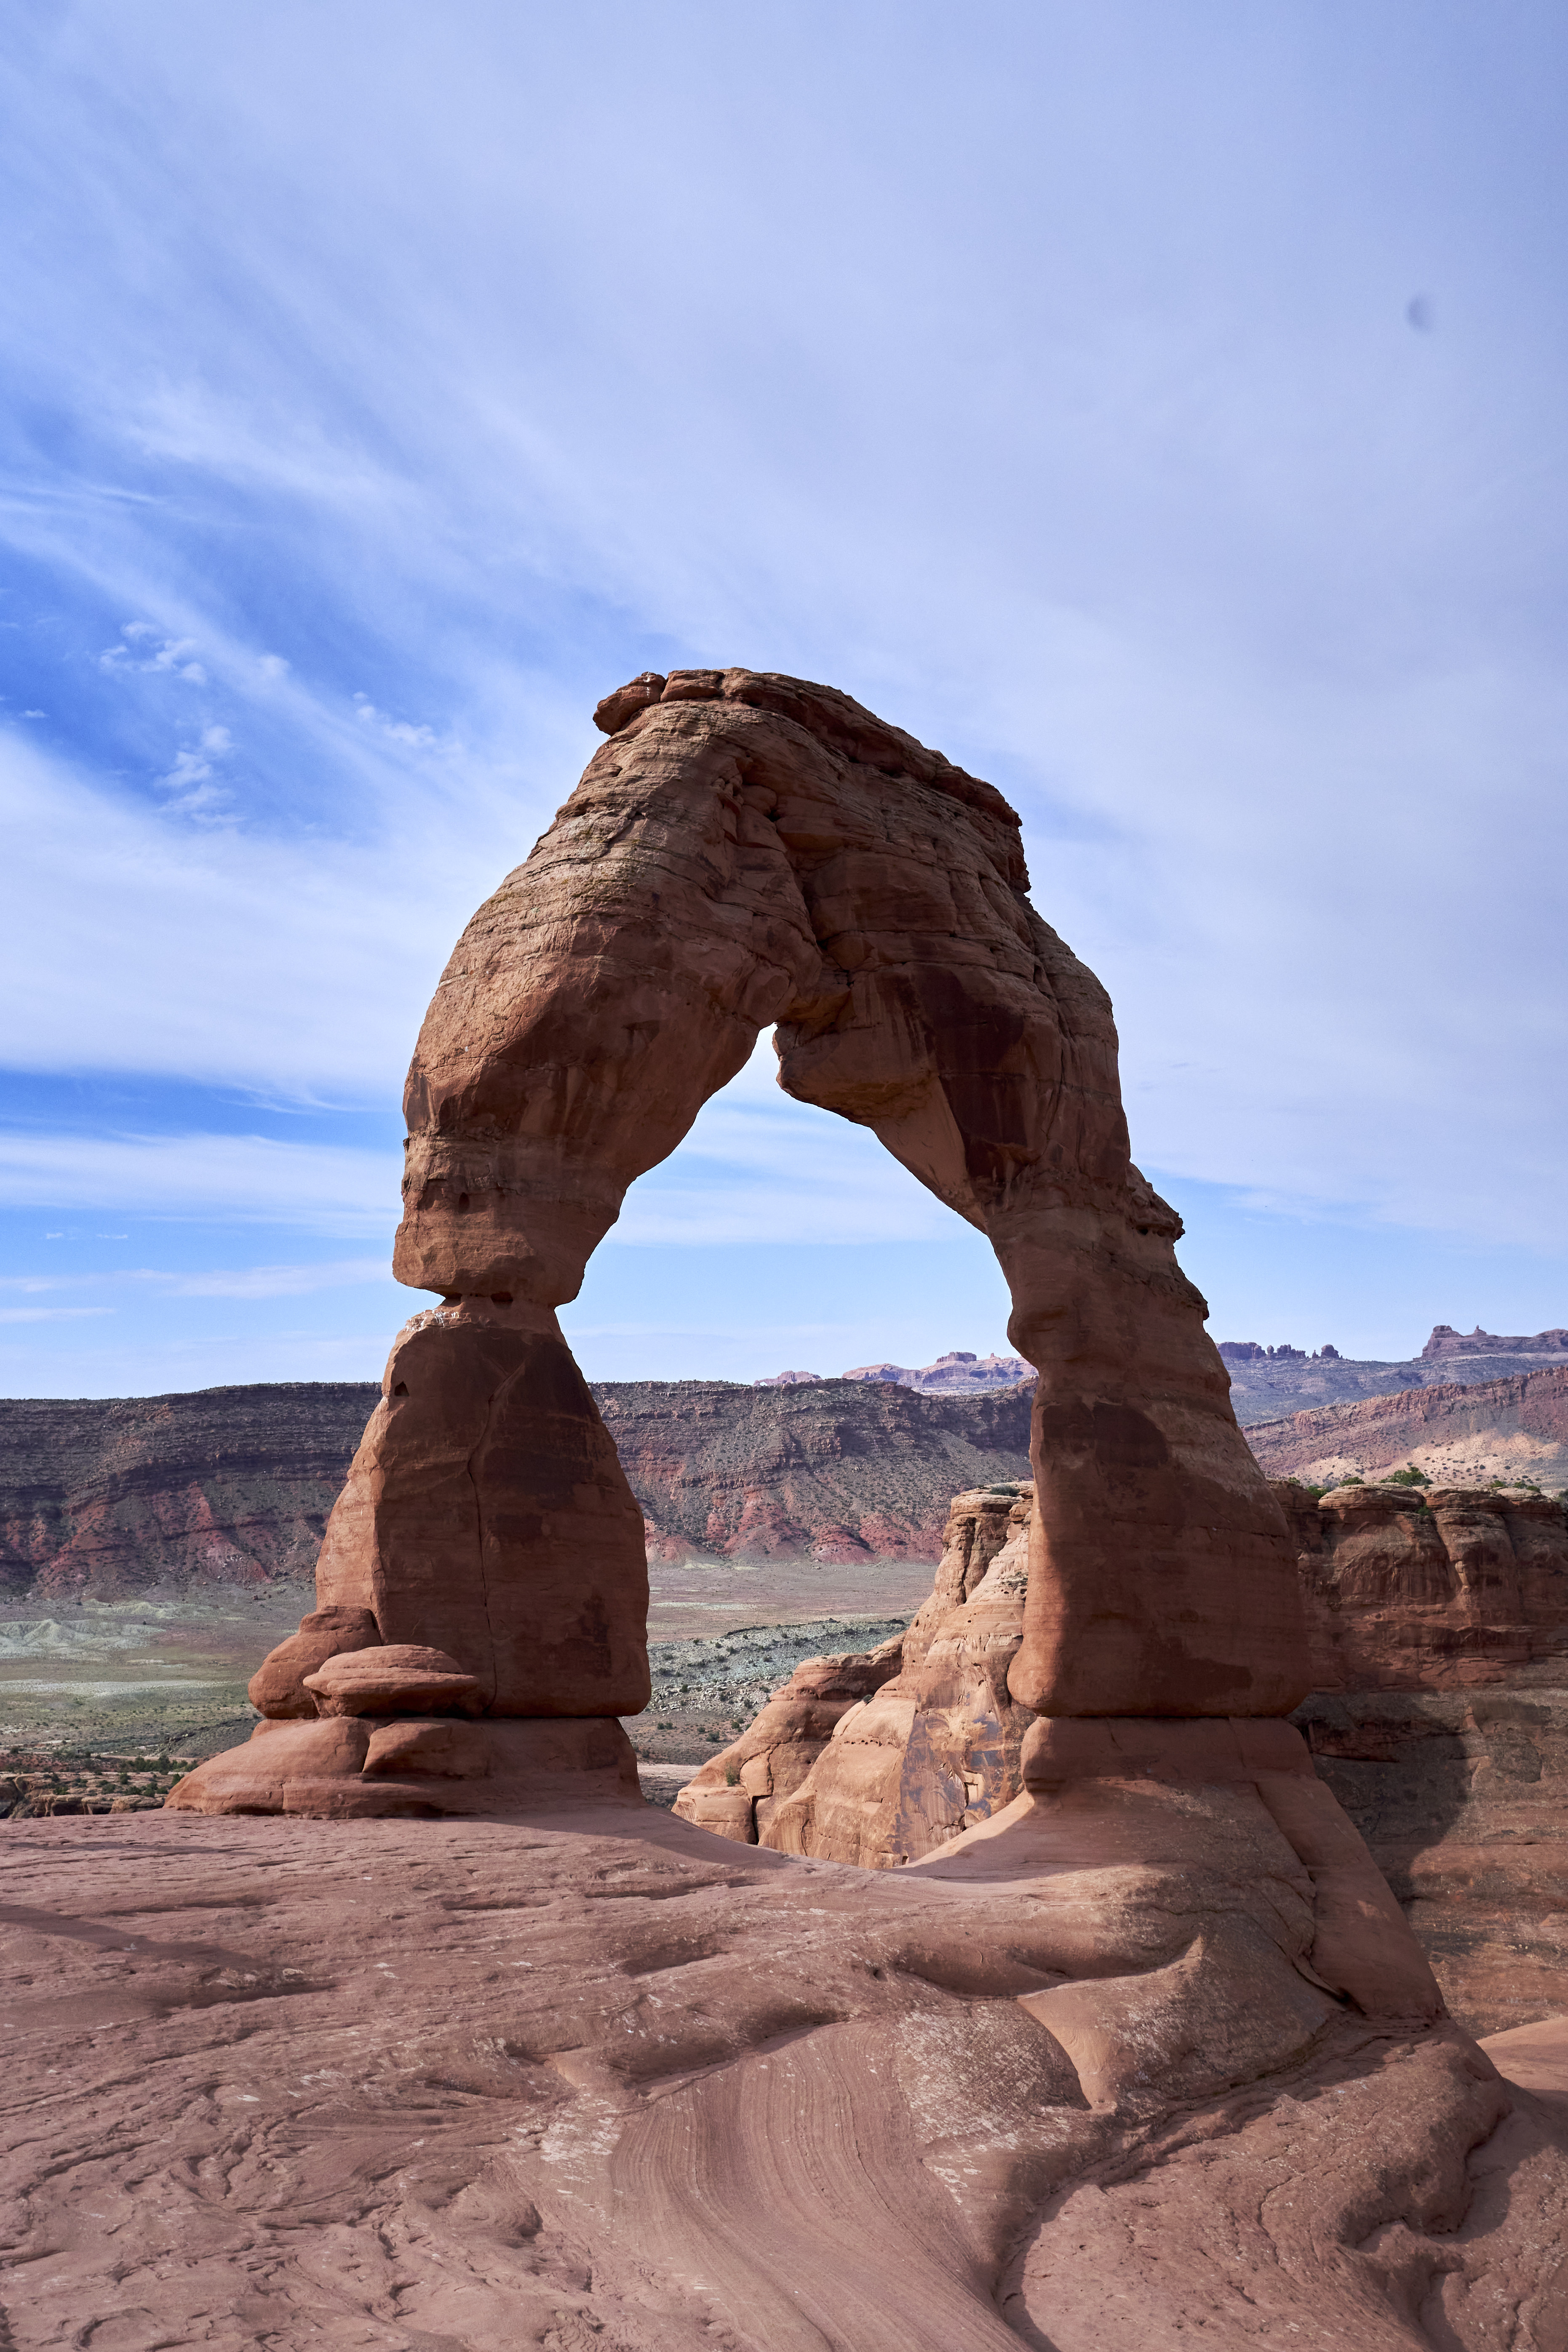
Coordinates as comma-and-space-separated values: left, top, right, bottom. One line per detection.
0, 1378, 1031, 1600
1248, 1364, 1568, 1489
0, 1382, 375, 1599
598, 1375, 1031, 1563
376, 665, 1307, 1725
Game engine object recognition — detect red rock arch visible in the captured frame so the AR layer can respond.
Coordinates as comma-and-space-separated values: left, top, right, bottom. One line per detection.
316, 669, 1307, 1722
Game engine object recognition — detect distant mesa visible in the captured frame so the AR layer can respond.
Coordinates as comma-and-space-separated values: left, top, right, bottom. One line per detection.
1423, 1323, 1568, 1359
755, 1348, 1035, 1394
1219, 1341, 1340, 1363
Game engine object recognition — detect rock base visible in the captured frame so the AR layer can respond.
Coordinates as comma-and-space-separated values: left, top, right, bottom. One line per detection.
165, 1713, 641, 1818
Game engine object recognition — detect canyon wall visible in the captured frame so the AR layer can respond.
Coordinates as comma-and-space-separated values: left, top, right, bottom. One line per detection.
0, 1377, 1033, 1598
1248, 1364, 1568, 1489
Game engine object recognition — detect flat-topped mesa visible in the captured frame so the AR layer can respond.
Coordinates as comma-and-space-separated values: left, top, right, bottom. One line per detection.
173, 668, 1310, 1820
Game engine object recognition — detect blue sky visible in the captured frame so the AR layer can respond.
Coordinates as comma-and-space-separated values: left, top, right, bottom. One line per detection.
3, 1, 1566, 1396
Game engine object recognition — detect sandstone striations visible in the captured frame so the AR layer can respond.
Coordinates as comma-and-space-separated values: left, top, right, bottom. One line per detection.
0, 1382, 375, 1600
1248, 1364, 1568, 1490
599, 1375, 1032, 1563
0, 1377, 1032, 1599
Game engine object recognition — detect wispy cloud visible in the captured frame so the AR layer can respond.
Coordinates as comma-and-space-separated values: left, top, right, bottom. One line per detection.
0, 1129, 399, 1233
0, 0, 1563, 1389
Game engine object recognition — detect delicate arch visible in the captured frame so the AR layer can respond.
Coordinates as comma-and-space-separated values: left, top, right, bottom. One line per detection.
317, 669, 1307, 1721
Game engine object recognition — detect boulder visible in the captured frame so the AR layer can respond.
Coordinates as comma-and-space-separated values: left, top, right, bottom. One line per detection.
302, 1643, 484, 1718
247, 1604, 381, 1718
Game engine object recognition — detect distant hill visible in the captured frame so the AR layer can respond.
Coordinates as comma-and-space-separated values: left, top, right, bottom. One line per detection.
1218, 1326, 1568, 1427
1245, 1364, 1568, 1490
756, 1349, 1034, 1394
0, 1376, 1033, 1599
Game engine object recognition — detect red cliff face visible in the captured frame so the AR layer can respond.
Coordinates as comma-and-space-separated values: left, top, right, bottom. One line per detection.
1246, 1365, 1568, 1489
0, 1378, 1033, 1599
0, 1384, 377, 1599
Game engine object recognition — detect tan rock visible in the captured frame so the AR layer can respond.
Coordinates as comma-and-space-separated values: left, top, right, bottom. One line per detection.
246, 1604, 381, 1718
757, 1484, 1037, 1864
381, 668, 1306, 1724
302, 1643, 484, 1718
673, 1637, 903, 1842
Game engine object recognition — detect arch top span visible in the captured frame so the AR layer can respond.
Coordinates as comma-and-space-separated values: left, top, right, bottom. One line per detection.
395, 665, 1146, 1307
331, 669, 1308, 1722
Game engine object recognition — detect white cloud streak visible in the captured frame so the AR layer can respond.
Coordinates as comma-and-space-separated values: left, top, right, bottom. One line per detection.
0, 1, 1561, 1276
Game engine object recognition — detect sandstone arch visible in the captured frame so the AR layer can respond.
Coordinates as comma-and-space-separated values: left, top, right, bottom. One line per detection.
313, 667, 1308, 1724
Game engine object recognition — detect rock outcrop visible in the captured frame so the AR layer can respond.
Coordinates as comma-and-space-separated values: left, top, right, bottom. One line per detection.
382, 666, 1307, 1727
672, 1634, 905, 1843
1248, 1364, 1568, 1490
598, 1374, 1032, 1563
681, 1482, 1036, 1861
0, 1377, 1034, 1599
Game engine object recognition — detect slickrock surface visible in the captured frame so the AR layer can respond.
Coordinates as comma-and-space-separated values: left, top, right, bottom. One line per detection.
5, 1791, 1563, 2351
376, 666, 1307, 1724
1247, 1365, 1568, 1489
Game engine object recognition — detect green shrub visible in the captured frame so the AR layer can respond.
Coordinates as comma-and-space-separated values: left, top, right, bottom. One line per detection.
1387, 1465, 1431, 1488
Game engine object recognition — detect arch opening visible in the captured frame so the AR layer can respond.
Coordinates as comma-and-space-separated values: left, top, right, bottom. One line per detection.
307, 668, 1307, 1727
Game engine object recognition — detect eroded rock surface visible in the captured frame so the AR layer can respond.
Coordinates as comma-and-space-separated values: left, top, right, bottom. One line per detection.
1280, 1477, 1568, 1689
5, 1789, 1563, 2352
379, 666, 1306, 1725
